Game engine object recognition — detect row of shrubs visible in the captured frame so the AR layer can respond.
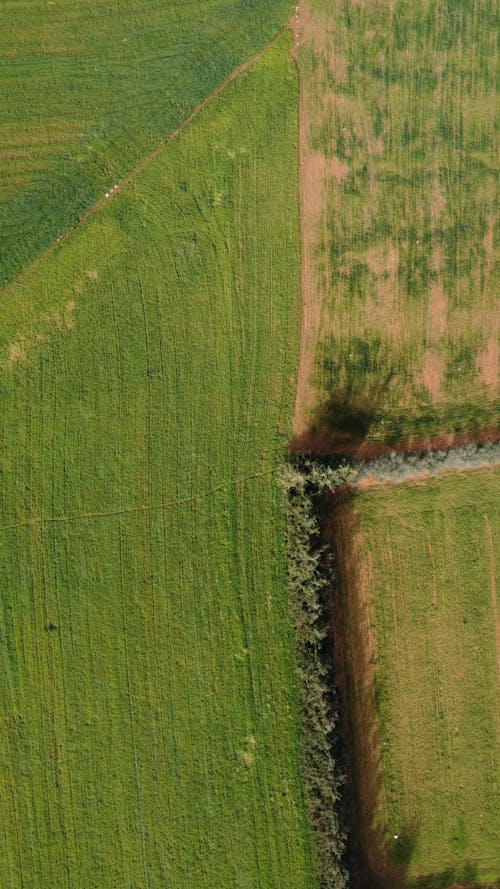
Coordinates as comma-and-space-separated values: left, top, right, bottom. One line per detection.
351, 440, 500, 486
278, 458, 357, 889
278, 442, 499, 888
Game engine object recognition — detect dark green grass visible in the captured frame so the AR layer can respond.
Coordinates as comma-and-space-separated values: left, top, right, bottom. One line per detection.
0, 0, 293, 284
0, 34, 317, 888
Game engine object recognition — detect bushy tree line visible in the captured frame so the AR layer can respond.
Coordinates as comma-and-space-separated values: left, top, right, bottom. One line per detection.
278, 459, 357, 889
352, 441, 500, 486
278, 442, 499, 889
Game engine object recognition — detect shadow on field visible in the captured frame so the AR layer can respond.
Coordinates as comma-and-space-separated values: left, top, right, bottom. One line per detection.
290, 378, 500, 459
291, 376, 392, 457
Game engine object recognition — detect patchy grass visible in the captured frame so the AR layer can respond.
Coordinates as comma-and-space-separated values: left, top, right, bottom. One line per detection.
0, 0, 293, 283
331, 467, 500, 888
295, 0, 498, 444
0, 34, 317, 889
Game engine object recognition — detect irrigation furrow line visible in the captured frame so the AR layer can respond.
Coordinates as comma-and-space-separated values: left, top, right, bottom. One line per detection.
2, 442, 499, 534
0, 467, 278, 533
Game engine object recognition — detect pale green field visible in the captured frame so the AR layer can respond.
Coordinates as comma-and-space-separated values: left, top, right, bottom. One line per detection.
333, 468, 500, 888
0, 34, 317, 889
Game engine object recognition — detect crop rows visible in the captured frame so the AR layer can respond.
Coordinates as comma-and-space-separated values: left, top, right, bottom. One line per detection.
0, 34, 316, 889
0, 0, 294, 284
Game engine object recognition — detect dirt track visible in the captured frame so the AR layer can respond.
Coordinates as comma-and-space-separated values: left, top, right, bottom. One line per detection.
290, 0, 330, 438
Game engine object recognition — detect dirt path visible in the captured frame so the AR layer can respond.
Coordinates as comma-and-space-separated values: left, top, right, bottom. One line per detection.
290, 1, 331, 438
0, 23, 290, 301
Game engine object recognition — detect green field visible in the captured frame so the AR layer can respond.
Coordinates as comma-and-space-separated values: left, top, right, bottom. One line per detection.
296, 0, 498, 444
332, 468, 500, 887
0, 33, 318, 888
0, 0, 293, 284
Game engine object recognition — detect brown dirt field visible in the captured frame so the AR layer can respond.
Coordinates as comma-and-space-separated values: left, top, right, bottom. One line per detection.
291, 0, 498, 449
421, 349, 444, 401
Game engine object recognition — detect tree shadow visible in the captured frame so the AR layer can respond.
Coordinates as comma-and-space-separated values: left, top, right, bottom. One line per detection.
291, 374, 394, 457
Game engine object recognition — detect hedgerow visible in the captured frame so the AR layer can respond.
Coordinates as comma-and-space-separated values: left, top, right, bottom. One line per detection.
279, 459, 357, 889
279, 442, 500, 889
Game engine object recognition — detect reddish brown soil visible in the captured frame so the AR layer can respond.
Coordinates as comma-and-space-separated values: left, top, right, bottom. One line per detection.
477, 334, 499, 391
291, 424, 500, 460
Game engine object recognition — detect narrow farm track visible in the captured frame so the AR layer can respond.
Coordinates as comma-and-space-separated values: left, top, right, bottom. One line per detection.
0, 467, 277, 533
0, 20, 292, 302
3, 443, 499, 536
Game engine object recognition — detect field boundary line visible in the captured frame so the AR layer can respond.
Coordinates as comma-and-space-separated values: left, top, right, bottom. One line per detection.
0, 467, 278, 533
0, 21, 292, 301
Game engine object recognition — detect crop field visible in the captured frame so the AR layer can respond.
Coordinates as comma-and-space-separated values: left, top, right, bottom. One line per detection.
0, 0, 293, 284
0, 34, 319, 889
294, 0, 498, 446
331, 467, 500, 888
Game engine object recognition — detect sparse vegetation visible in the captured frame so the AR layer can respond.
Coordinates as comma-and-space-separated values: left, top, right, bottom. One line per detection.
295, 0, 498, 443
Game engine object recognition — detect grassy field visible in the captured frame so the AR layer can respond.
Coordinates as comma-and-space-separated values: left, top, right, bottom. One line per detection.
0, 0, 293, 284
295, 0, 498, 445
0, 33, 318, 888
332, 468, 500, 888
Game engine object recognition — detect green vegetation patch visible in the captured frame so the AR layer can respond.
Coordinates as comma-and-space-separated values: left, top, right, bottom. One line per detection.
0, 34, 316, 888
333, 468, 500, 887
0, 0, 293, 284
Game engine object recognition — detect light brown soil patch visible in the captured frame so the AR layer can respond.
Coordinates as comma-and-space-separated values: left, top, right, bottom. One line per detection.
477, 334, 498, 391
330, 155, 349, 180
363, 244, 399, 277
421, 349, 444, 401
427, 283, 447, 341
